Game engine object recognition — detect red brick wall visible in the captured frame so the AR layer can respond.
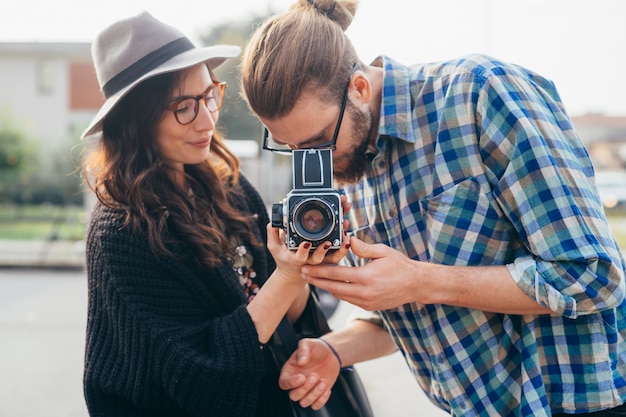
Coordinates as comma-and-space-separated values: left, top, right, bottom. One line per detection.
69, 61, 103, 110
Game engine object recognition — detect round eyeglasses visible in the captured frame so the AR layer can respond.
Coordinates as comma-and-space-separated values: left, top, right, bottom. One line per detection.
167, 81, 226, 125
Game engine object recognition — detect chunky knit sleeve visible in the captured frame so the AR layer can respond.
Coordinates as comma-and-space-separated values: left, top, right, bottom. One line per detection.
84, 203, 287, 417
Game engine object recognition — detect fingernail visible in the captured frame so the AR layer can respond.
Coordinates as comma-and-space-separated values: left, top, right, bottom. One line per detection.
303, 242, 311, 249
345, 243, 351, 250
323, 243, 331, 250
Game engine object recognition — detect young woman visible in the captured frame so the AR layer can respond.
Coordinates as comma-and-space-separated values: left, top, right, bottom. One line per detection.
80, 12, 349, 417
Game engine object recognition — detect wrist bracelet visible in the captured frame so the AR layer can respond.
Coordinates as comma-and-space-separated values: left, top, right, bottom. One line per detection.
319, 337, 342, 368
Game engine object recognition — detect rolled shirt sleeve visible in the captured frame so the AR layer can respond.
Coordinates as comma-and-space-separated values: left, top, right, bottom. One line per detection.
477, 69, 626, 317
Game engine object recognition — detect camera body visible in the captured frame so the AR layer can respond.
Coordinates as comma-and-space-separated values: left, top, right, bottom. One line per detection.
272, 149, 343, 250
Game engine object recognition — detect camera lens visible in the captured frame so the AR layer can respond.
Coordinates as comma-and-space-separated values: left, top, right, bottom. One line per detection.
301, 208, 325, 233
292, 198, 336, 241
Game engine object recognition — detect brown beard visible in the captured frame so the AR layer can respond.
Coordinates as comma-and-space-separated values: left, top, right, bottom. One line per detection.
334, 102, 375, 184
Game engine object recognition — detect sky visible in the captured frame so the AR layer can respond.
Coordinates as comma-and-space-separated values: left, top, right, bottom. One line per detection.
1, 0, 625, 116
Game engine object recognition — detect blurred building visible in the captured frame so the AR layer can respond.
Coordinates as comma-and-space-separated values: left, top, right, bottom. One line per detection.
0, 42, 101, 143
572, 114, 626, 170
571, 114, 626, 212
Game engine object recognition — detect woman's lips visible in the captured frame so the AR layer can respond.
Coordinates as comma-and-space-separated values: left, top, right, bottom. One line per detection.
189, 138, 210, 148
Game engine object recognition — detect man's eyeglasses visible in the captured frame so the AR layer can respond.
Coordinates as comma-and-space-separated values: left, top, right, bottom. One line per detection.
262, 63, 360, 154
167, 81, 226, 125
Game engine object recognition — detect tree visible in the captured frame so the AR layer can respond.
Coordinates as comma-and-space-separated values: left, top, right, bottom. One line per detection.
0, 109, 37, 203
0, 108, 84, 205
199, 15, 270, 142
26, 129, 84, 205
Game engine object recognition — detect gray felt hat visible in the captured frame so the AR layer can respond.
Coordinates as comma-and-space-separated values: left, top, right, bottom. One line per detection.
81, 11, 240, 138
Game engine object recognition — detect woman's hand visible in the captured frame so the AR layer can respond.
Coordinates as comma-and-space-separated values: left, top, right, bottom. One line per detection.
266, 194, 352, 284
266, 224, 344, 284
278, 338, 341, 409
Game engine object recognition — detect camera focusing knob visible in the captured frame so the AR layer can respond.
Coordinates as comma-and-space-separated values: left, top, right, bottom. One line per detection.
271, 204, 284, 228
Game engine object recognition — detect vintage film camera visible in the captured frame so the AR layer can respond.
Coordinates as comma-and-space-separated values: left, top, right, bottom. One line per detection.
271, 149, 343, 250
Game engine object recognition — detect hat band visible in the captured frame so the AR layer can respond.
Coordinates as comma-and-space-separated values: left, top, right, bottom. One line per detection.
102, 37, 195, 98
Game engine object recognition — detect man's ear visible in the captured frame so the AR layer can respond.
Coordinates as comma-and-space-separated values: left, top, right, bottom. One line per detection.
350, 71, 372, 104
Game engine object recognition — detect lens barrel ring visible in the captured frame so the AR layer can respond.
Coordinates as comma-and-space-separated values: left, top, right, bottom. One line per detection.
289, 196, 338, 242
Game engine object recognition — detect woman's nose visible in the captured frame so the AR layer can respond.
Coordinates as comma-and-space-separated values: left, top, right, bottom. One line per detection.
195, 103, 217, 130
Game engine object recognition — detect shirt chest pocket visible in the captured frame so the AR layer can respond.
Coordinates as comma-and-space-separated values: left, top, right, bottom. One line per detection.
420, 178, 519, 265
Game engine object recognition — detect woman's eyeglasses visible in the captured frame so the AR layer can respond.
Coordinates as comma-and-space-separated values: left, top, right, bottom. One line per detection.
167, 81, 226, 125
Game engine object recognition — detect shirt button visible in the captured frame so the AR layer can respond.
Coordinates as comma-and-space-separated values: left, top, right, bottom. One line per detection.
377, 160, 386, 169
436, 355, 445, 364
431, 381, 443, 397
388, 209, 396, 218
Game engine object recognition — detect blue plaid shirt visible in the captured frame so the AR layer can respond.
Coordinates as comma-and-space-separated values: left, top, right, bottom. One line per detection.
341, 55, 626, 416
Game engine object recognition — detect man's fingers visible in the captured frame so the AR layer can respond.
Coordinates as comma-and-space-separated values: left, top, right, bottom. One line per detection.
348, 235, 372, 258
302, 264, 356, 284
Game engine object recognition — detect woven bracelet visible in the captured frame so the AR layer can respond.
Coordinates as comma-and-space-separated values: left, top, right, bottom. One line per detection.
319, 338, 343, 368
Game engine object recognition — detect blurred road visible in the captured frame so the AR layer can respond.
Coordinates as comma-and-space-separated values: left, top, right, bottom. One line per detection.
0, 269, 87, 417
0, 268, 449, 417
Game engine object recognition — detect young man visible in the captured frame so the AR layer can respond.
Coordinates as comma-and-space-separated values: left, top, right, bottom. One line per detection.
241, 0, 626, 415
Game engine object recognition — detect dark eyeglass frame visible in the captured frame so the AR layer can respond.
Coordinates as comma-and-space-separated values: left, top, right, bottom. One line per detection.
167, 80, 226, 125
262, 63, 360, 154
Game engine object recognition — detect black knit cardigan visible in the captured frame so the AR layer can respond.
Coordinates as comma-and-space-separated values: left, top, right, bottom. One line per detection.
83, 175, 293, 416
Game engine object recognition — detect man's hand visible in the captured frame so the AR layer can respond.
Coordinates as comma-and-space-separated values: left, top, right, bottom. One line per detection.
300, 236, 428, 310
279, 338, 341, 410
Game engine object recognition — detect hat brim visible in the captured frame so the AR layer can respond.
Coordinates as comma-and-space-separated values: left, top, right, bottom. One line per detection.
81, 44, 240, 139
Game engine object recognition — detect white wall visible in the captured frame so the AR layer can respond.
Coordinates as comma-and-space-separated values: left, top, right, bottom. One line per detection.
0, 56, 70, 144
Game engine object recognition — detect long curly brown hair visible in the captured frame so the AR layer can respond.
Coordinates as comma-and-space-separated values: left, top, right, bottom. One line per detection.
82, 67, 259, 268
